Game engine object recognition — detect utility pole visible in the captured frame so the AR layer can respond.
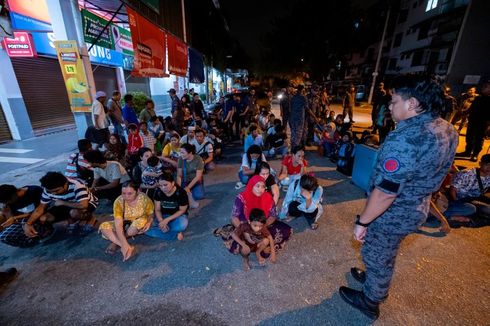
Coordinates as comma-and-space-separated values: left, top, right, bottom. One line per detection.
368, 6, 391, 105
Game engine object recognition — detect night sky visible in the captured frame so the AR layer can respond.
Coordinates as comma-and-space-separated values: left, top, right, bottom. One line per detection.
222, 0, 379, 60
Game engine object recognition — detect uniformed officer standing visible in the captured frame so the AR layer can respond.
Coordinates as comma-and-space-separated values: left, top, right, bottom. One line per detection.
339, 76, 458, 320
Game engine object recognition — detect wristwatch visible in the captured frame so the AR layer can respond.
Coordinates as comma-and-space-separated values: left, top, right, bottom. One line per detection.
355, 215, 371, 227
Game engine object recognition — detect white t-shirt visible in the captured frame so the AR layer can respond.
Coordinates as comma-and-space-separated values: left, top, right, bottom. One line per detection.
195, 137, 214, 156
92, 100, 109, 129
240, 153, 267, 172
94, 161, 130, 183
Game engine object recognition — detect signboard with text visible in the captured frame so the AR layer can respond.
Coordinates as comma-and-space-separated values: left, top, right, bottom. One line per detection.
81, 9, 114, 50
127, 7, 166, 77
167, 34, 188, 77
7, 0, 52, 32
1, 32, 37, 57
54, 40, 92, 113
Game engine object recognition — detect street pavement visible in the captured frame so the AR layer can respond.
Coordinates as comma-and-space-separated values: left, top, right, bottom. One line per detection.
0, 104, 489, 325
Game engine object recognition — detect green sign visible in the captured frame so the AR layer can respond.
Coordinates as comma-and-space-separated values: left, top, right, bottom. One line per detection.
111, 25, 134, 55
81, 9, 114, 50
141, 0, 160, 14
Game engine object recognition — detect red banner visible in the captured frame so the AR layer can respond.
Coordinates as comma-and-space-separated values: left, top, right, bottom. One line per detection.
167, 34, 188, 77
1, 32, 37, 57
126, 7, 166, 77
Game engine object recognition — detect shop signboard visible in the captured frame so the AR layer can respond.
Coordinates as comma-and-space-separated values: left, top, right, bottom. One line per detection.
81, 9, 114, 50
7, 0, 52, 32
1, 32, 37, 57
111, 25, 133, 55
54, 40, 92, 113
127, 7, 166, 77
167, 34, 188, 77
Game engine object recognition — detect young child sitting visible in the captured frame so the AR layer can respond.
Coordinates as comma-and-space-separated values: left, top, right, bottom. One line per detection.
321, 122, 340, 157
141, 155, 163, 197
336, 131, 355, 176
230, 208, 276, 270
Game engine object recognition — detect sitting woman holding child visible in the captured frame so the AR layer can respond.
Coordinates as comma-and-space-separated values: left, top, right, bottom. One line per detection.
278, 145, 308, 188
177, 143, 204, 209
161, 132, 181, 170
146, 172, 189, 241
280, 174, 324, 230
99, 181, 154, 261
215, 175, 292, 268
236, 144, 266, 189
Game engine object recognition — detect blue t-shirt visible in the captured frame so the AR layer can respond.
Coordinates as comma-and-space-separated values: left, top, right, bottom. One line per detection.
122, 104, 139, 125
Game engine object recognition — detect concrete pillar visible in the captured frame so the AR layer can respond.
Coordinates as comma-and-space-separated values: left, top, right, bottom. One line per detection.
0, 50, 35, 140
46, 0, 95, 139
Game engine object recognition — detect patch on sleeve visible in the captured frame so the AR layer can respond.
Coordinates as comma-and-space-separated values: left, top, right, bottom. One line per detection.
383, 158, 400, 173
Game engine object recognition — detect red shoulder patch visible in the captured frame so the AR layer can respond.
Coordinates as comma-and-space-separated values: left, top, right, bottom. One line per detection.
383, 158, 400, 173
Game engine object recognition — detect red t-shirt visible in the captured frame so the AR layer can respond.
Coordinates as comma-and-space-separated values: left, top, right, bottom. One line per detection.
282, 155, 307, 175
127, 133, 143, 155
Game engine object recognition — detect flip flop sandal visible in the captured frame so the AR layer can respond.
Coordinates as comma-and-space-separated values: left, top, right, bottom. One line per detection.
310, 222, 319, 230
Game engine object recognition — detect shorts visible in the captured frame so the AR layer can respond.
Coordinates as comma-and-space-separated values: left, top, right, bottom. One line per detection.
99, 217, 148, 233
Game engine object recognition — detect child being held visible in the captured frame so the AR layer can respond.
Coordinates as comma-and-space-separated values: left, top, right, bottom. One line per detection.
231, 208, 276, 270
322, 122, 340, 157
336, 131, 355, 176
141, 155, 163, 196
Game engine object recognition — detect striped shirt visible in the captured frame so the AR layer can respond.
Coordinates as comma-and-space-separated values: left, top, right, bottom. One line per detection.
140, 131, 156, 152
64, 153, 92, 178
41, 179, 98, 208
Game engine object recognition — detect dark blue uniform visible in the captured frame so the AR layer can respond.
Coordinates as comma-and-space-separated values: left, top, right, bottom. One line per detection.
363, 112, 458, 302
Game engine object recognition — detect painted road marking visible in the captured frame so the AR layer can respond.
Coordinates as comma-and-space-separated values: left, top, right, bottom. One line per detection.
0, 148, 33, 154
0, 157, 44, 164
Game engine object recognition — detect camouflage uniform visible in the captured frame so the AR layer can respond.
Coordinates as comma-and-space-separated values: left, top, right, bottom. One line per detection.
362, 112, 458, 302
290, 94, 308, 147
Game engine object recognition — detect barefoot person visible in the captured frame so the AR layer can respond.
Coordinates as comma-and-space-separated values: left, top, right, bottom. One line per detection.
99, 181, 153, 261
230, 208, 276, 270
146, 172, 189, 241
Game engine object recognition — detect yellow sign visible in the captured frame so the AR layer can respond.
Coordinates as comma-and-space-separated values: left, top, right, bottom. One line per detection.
54, 40, 92, 112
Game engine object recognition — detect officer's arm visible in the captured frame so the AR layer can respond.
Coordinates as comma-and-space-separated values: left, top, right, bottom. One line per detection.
358, 188, 397, 225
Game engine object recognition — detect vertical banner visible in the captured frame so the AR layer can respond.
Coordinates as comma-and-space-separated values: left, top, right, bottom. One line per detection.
167, 34, 188, 77
189, 47, 204, 83
126, 6, 166, 77
54, 41, 92, 113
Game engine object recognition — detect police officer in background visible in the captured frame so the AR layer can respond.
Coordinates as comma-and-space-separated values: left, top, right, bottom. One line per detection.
338, 75, 458, 320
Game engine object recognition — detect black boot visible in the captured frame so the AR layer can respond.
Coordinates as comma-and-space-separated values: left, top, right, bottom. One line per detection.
0, 268, 18, 286
350, 267, 366, 284
339, 286, 380, 320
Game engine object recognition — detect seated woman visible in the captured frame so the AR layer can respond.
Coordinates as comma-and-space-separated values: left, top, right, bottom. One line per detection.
215, 175, 292, 258
146, 172, 189, 241
161, 132, 181, 170
177, 143, 204, 209
99, 181, 153, 261
131, 147, 152, 184
254, 162, 280, 204
277, 145, 308, 189
104, 134, 127, 166
279, 174, 324, 230
236, 145, 266, 189
84, 150, 131, 202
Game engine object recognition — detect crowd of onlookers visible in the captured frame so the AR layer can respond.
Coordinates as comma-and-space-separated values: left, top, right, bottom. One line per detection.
1, 79, 489, 275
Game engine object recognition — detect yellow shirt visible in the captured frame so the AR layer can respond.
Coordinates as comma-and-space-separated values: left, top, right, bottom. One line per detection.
162, 143, 180, 158
113, 193, 154, 221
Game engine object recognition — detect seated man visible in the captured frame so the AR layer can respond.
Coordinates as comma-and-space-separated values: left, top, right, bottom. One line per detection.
444, 154, 490, 222
22, 172, 98, 238
244, 124, 263, 153
179, 126, 196, 145
84, 150, 131, 202
194, 128, 215, 171
64, 138, 94, 185
0, 184, 47, 247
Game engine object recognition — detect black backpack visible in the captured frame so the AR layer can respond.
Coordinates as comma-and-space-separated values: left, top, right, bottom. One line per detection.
72, 153, 94, 185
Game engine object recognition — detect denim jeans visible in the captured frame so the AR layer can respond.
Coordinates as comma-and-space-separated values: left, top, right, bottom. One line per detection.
238, 170, 249, 184
443, 201, 477, 218
145, 215, 188, 240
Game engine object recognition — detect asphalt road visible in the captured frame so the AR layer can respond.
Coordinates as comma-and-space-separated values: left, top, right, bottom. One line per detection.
0, 105, 489, 325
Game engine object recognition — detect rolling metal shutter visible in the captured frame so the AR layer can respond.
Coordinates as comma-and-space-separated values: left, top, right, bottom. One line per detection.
124, 70, 150, 94
0, 104, 13, 143
11, 57, 75, 135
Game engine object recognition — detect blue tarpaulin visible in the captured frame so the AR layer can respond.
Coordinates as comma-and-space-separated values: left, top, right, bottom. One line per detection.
189, 47, 205, 83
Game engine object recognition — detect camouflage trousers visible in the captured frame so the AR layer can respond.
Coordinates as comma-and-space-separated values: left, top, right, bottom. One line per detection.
361, 228, 406, 303
290, 120, 305, 147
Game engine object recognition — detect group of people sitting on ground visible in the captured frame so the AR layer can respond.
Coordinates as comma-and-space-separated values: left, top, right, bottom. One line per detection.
1, 82, 488, 270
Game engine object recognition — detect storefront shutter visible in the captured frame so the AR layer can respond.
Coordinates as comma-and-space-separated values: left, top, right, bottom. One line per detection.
11, 57, 75, 135
0, 104, 13, 143
92, 65, 118, 98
